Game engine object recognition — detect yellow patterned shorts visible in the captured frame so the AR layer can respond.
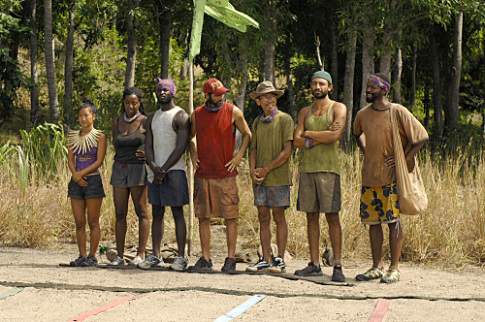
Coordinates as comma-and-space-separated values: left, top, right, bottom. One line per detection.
360, 181, 400, 225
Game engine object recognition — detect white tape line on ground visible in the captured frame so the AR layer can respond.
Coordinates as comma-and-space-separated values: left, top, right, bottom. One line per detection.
0, 287, 24, 300
215, 294, 267, 322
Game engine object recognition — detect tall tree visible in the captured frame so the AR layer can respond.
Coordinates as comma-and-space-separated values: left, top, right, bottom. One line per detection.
446, 11, 463, 133
263, 0, 276, 83
44, 0, 59, 121
29, 0, 40, 126
124, 0, 139, 88
157, 0, 171, 78
64, 0, 75, 114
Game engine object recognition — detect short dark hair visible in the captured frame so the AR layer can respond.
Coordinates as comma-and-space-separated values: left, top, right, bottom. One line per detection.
121, 87, 146, 115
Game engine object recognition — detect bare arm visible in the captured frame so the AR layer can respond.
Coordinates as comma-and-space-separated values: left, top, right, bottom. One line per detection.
252, 141, 292, 184
111, 118, 118, 154
293, 107, 310, 148
145, 114, 156, 171
226, 106, 251, 172
304, 103, 347, 144
354, 133, 365, 155
70, 134, 107, 187
188, 112, 199, 171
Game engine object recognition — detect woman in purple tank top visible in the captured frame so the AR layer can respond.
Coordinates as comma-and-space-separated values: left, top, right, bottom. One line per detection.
67, 97, 107, 267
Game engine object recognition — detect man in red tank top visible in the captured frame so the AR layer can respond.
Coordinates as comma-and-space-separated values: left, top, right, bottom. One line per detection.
188, 78, 251, 272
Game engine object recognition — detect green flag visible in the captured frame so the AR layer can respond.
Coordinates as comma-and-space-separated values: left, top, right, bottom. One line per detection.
189, 0, 259, 61
205, 2, 259, 32
188, 0, 207, 61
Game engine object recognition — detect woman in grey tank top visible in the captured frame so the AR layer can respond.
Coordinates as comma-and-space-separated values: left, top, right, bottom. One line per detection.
108, 87, 150, 266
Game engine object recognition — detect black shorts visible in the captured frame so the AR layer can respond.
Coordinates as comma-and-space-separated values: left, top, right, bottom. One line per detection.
68, 174, 106, 200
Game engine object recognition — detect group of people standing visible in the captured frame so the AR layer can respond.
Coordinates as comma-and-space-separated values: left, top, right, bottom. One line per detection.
66, 70, 428, 284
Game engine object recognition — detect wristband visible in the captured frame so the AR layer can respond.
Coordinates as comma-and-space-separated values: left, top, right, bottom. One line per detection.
305, 137, 313, 149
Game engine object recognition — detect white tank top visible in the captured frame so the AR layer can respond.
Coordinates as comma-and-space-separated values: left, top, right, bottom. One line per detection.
147, 106, 186, 183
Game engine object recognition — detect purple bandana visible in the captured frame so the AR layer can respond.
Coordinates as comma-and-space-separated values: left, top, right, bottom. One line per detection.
259, 107, 278, 123
205, 102, 224, 113
305, 138, 314, 149
369, 75, 390, 91
154, 77, 176, 96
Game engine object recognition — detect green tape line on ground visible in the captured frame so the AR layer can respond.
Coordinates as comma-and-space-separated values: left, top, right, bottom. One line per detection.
0, 287, 24, 300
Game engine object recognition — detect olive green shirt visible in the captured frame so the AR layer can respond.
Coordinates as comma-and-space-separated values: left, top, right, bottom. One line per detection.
300, 103, 340, 175
250, 111, 294, 186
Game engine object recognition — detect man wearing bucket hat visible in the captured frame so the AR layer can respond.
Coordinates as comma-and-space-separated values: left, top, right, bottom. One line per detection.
188, 78, 251, 272
245, 81, 294, 273
139, 77, 190, 271
293, 71, 347, 282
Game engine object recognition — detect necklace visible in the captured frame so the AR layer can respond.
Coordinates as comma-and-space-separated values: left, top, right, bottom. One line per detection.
68, 128, 102, 154
123, 112, 141, 123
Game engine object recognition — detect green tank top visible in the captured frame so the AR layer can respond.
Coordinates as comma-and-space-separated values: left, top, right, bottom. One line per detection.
300, 102, 340, 175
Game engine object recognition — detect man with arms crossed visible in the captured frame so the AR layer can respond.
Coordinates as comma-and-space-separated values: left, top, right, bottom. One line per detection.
294, 71, 347, 282
246, 81, 294, 273
189, 78, 251, 272
353, 73, 428, 283
139, 78, 190, 271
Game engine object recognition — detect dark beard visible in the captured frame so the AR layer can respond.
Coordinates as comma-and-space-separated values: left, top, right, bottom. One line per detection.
365, 92, 378, 103
313, 90, 328, 100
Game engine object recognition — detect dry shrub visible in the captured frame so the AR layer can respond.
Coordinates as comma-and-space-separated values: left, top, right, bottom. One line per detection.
1, 130, 485, 269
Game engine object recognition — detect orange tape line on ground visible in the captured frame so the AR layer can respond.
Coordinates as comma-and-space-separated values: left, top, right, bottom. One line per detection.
368, 299, 391, 322
68, 295, 138, 322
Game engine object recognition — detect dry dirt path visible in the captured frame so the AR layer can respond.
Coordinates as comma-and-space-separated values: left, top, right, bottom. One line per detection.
1, 247, 484, 321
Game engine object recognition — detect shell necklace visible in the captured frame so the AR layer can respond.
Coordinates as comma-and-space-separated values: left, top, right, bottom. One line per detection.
123, 112, 141, 123
68, 128, 102, 154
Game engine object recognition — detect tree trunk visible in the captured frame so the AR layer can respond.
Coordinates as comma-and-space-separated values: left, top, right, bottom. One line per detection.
410, 43, 417, 110
44, 0, 59, 122
330, 21, 338, 100
29, 0, 40, 126
159, 2, 171, 79
285, 31, 296, 120
430, 26, 443, 141
236, 38, 248, 113
264, 0, 276, 83
378, 32, 392, 78
341, 29, 357, 149
393, 45, 402, 104
64, 0, 75, 118
424, 79, 430, 127
124, 0, 139, 88
360, 28, 375, 109
447, 11, 463, 132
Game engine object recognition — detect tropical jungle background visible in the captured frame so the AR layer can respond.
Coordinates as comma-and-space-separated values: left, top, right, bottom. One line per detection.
0, 0, 484, 268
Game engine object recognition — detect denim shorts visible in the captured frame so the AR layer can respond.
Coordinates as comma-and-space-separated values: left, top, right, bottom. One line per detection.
147, 170, 189, 207
68, 174, 106, 200
253, 185, 290, 208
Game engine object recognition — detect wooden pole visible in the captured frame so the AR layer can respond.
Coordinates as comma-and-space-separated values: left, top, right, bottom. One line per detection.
187, 61, 195, 256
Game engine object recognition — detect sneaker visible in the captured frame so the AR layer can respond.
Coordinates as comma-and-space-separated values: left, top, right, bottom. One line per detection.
380, 268, 400, 283
108, 256, 124, 266
221, 257, 236, 272
82, 254, 98, 267
246, 257, 270, 272
331, 264, 346, 282
355, 267, 383, 281
294, 262, 323, 276
69, 255, 86, 267
138, 254, 162, 270
187, 257, 213, 272
268, 257, 286, 273
128, 256, 143, 266
170, 256, 188, 271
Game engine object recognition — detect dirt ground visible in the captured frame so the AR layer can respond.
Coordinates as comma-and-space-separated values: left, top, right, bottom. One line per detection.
1, 242, 484, 322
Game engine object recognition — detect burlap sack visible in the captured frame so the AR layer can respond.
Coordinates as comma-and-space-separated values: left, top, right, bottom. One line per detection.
391, 106, 428, 215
